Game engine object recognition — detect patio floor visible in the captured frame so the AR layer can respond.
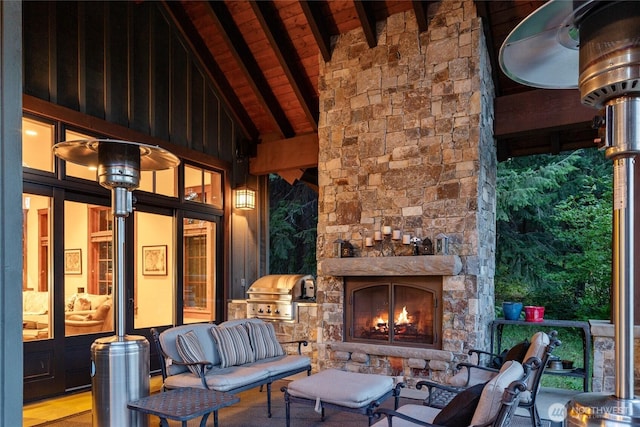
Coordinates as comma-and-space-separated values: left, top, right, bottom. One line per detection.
25, 372, 580, 426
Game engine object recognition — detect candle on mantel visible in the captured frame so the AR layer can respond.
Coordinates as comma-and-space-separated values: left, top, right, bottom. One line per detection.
374, 231, 382, 241
365, 237, 373, 247
382, 226, 392, 235
392, 229, 402, 240
402, 234, 411, 245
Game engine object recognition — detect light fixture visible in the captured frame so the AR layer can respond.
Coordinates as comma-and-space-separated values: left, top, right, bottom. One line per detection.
235, 186, 256, 210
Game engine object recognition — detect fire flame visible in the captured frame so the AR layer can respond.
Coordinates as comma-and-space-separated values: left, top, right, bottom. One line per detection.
396, 306, 410, 325
373, 316, 387, 329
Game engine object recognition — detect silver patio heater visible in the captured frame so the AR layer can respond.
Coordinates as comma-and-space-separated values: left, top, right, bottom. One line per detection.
53, 139, 179, 427
500, 1, 640, 425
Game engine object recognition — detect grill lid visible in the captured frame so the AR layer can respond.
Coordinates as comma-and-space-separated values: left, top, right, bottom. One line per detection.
246, 274, 314, 299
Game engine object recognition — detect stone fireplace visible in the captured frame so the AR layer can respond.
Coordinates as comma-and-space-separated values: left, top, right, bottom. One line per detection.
315, 2, 497, 384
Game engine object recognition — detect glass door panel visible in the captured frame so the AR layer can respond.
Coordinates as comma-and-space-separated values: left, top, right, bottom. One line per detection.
64, 201, 114, 336
183, 218, 216, 323
23, 194, 52, 341
134, 211, 174, 328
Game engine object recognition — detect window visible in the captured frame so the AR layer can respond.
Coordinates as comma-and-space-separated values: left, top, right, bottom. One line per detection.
64, 130, 98, 181
22, 117, 55, 172
183, 218, 216, 323
89, 207, 113, 295
184, 165, 222, 209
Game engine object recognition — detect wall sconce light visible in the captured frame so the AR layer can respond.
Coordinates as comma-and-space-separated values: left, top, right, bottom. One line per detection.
235, 186, 256, 210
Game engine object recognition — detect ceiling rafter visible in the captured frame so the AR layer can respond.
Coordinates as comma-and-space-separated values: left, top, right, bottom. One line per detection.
162, 1, 258, 140
299, 0, 333, 63
353, 0, 377, 48
206, 0, 294, 138
250, 1, 318, 132
474, 0, 501, 95
412, 1, 430, 33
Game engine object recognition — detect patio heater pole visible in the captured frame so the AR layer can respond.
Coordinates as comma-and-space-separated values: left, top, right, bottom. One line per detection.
53, 139, 179, 427
499, 1, 640, 424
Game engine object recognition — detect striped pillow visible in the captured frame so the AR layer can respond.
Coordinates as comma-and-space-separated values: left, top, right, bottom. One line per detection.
210, 324, 255, 368
176, 330, 207, 376
247, 321, 285, 360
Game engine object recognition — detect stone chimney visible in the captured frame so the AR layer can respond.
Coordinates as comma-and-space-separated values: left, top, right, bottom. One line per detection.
315, 1, 497, 379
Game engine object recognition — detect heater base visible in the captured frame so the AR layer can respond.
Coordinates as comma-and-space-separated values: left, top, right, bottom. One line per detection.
565, 392, 640, 426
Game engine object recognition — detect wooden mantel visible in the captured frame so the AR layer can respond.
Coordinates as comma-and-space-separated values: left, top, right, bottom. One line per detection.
319, 255, 462, 277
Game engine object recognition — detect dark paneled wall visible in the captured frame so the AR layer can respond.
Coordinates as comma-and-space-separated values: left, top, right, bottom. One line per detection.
23, 1, 237, 162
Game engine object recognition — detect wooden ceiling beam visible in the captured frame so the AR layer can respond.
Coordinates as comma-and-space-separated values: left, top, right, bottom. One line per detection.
250, 1, 319, 132
412, 1, 430, 33
249, 133, 319, 175
495, 89, 596, 137
207, 1, 294, 138
353, 0, 377, 48
162, 1, 258, 140
474, 0, 501, 95
299, 0, 333, 62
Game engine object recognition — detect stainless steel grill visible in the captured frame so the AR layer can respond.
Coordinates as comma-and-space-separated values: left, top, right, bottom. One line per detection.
246, 274, 315, 321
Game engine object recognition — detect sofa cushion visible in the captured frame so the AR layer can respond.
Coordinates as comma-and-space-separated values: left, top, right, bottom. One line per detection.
248, 354, 310, 377
210, 324, 255, 368
176, 330, 208, 376
159, 324, 221, 376
164, 365, 270, 392
247, 321, 285, 360
470, 361, 524, 426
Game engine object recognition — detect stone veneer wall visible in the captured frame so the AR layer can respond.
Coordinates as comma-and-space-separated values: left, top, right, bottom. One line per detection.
590, 320, 640, 394
315, 1, 496, 383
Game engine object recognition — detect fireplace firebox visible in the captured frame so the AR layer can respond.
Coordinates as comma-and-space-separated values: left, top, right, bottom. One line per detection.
345, 276, 442, 349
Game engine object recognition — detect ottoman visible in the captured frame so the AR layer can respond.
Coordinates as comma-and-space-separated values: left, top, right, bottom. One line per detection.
281, 369, 404, 426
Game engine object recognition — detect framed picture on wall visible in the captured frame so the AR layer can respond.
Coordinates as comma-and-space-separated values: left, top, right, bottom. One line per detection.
142, 245, 167, 276
64, 249, 82, 275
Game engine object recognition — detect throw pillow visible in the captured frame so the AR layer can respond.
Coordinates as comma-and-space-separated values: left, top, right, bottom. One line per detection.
432, 382, 485, 426
504, 339, 530, 362
210, 324, 255, 368
176, 330, 208, 376
246, 321, 285, 360
88, 300, 111, 321
74, 296, 91, 311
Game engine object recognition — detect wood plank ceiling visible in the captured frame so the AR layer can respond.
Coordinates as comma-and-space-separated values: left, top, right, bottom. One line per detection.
164, 0, 599, 183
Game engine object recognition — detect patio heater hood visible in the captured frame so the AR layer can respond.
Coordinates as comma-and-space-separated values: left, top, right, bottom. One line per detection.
500, 1, 640, 425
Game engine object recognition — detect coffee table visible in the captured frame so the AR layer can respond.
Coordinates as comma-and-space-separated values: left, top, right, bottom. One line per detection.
127, 387, 239, 427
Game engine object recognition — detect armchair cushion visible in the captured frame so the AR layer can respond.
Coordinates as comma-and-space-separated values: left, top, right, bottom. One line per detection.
247, 321, 284, 360
210, 324, 255, 368
470, 360, 524, 425
432, 382, 485, 426
448, 365, 495, 388
176, 330, 208, 376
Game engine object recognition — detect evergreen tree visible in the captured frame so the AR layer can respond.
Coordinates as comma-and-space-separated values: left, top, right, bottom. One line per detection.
495, 149, 612, 320
268, 174, 318, 275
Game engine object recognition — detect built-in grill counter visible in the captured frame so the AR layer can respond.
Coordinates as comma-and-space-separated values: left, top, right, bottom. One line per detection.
246, 274, 315, 321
